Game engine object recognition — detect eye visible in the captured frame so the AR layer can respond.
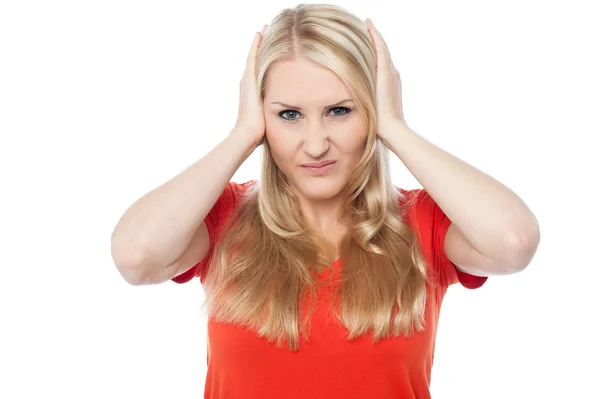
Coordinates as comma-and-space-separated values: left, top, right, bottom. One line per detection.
277, 107, 353, 121
328, 107, 352, 117
278, 110, 300, 120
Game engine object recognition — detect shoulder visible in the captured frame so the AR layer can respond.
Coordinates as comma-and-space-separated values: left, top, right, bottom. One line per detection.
393, 185, 449, 261
227, 179, 257, 196
220, 180, 258, 207
395, 186, 432, 204
394, 185, 488, 289
206, 180, 258, 228
394, 186, 438, 226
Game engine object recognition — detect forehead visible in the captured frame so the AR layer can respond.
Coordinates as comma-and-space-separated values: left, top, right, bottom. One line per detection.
265, 57, 352, 104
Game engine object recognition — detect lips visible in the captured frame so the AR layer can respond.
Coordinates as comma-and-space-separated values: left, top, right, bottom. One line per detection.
301, 161, 336, 168
300, 160, 336, 175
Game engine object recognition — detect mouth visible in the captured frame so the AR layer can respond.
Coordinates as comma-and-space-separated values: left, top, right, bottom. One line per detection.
301, 161, 336, 175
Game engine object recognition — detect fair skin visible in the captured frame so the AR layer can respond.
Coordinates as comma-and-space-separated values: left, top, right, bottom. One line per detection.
110, 27, 268, 285
111, 20, 539, 286
265, 19, 540, 277
363, 18, 540, 276
264, 57, 367, 244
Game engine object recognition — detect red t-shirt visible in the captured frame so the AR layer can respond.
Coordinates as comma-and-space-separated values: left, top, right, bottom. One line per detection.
172, 181, 487, 399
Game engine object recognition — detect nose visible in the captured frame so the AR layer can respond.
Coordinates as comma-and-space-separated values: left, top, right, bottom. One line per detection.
302, 123, 330, 158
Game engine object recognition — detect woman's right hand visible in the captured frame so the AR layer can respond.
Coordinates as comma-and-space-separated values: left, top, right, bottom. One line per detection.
233, 25, 268, 148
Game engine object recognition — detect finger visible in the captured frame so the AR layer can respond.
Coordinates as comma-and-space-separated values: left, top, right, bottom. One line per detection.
365, 19, 388, 67
374, 24, 390, 54
246, 27, 265, 72
373, 22, 391, 63
366, 19, 395, 70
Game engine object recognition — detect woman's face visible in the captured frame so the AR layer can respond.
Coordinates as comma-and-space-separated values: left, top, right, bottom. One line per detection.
264, 57, 368, 203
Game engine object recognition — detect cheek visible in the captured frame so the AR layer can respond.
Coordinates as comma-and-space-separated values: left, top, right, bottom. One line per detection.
333, 122, 368, 156
265, 117, 283, 150
265, 122, 298, 168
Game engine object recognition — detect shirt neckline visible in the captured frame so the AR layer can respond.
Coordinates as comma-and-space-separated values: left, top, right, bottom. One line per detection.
316, 257, 341, 279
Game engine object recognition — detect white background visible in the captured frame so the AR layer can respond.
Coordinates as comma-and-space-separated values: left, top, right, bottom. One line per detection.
1, 1, 598, 398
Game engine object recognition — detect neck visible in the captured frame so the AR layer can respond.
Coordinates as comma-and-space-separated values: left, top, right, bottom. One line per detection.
296, 193, 346, 246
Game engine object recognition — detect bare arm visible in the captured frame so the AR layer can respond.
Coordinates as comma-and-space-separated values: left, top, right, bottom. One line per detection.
365, 19, 540, 276
384, 122, 540, 275
110, 129, 256, 285
111, 27, 267, 285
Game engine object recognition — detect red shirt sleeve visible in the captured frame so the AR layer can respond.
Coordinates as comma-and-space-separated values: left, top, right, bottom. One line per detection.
171, 180, 254, 284
400, 188, 487, 290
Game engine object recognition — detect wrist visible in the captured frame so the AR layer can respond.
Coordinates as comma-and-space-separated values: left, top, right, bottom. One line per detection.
227, 127, 261, 158
378, 119, 412, 147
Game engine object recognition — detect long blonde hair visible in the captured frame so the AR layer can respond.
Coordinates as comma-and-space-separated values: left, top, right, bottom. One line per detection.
202, 4, 430, 351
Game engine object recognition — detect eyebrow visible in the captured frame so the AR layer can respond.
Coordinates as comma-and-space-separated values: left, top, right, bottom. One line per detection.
270, 98, 355, 110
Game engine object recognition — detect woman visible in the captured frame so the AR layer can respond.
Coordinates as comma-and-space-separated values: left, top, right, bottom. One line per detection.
110, 4, 540, 398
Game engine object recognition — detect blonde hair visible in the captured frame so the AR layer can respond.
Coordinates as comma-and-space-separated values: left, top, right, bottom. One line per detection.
202, 4, 430, 351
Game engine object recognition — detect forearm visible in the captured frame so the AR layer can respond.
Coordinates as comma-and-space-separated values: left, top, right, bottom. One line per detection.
110, 128, 256, 270
383, 122, 539, 264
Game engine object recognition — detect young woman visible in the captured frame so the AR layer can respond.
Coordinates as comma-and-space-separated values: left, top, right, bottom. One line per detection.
111, 4, 540, 398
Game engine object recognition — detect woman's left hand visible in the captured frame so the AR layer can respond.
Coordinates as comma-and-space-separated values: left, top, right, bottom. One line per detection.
366, 19, 407, 141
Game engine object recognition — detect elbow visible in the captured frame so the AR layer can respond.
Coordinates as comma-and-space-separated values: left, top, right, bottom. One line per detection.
111, 242, 150, 286
503, 221, 541, 273
116, 264, 148, 286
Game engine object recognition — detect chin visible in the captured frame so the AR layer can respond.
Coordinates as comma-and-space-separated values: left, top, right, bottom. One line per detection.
293, 175, 347, 201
